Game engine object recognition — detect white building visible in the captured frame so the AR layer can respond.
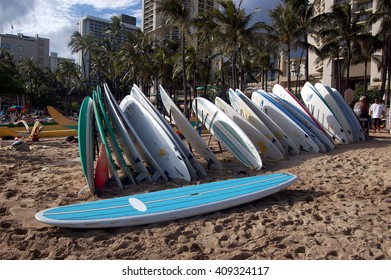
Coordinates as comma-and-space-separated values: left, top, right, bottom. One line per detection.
76, 14, 140, 78
142, 0, 219, 40
0, 33, 49, 68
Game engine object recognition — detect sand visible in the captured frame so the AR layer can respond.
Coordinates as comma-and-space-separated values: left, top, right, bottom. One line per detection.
0, 131, 390, 260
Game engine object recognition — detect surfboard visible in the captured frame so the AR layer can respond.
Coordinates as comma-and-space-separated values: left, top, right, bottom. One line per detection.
325, 84, 366, 142
252, 90, 320, 153
301, 82, 349, 144
272, 84, 335, 150
159, 85, 223, 170
101, 85, 152, 183
92, 90, 124, 191
229, 89, 298, 155
265, 90, 334, 153
214, 97, 286, 161
254, 90, 328, 153
78, 97, 96, 194
314, 83, 355, 142
225, 90, 286, 155
192, 97, 263, 170
94, 88, 136, 185
131, 85, 206, 180
35, 172, 298, 228
120, 95, 192, 182
103, 84, 168, 182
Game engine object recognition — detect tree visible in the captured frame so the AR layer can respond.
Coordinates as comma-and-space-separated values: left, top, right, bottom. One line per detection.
287, 0, 319, 82
370, 0, 391, 106
18, 57, 42, 108
156, 0, 193, 117
56, 60, 83, 115
269, 1, 301, 90
68, 31, 95, 94
211, 0, 262, 91
316, 2, 368, 92
0, 47, 24, 97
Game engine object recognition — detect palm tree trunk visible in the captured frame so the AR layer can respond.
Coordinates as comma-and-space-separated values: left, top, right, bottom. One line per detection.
380, 42, 387, 99
364, 60, 368, 94
203, 58, 211, 98
345, 42, 351, 91
287, 45, 291, 91
181, 35, 188, 118
232, 47, 238, 90
305, 42, 309, 82
386, 36, 391, 109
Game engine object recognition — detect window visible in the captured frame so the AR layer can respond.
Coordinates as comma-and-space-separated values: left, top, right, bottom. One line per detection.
19, 45, 24, 51
1, 43, 10, 49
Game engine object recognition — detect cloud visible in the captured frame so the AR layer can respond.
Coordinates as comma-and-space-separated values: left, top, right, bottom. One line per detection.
0, 0, 142, 59
0, 0, 276, 61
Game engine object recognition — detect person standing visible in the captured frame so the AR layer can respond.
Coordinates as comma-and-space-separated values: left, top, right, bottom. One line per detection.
369, 98, 385, 133
354, 96, 369, 118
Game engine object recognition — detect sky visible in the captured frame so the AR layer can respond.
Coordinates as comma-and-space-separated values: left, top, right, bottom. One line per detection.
0, 0, 278, 60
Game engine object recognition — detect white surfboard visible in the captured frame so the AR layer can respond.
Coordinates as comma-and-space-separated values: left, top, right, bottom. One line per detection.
215, 97, 286, 161
229, 89, 299, 155
301, 82, 349, 144
120, 95, 192, 182
252, 90, 320, 153
272, 84, 335, 151
192, 97, 263, 170
159, 85, 223, 170
131, 85, 206, 180
264, 90, 329, 153
103, 84, 168, 182
270, 89, 334, 152
315, 83, 355, 142
328, 85, 366, 142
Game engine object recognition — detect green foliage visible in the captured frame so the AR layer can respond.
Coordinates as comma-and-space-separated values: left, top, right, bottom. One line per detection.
353, 83, 381, 103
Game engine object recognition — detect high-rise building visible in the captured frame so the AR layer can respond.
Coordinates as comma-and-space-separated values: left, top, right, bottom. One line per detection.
308, 0, 381, 92
49, 52, 75, 70
0, 33, 50, 68
76, 14, 140, 78
142, 0, 219, 40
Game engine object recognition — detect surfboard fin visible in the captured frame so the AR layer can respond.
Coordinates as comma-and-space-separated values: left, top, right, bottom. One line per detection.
94, 143, 109, 189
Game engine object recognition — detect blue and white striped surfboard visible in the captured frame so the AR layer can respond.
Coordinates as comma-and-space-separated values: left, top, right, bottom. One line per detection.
192, 97, 263, 170
35, 173, 298, 228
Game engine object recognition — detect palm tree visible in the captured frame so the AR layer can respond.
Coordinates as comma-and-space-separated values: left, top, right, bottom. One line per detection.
56, 60, 82, 115
269, 1, 301, 91
0, 47, 24, 97
156, 0, 193, 117
18, 57, 42, 108
316, 2, 368, 92
211, 0, 261, 91
154, 39, 180, 104
287, 0, 319, 82
370, 0, 391, 106
192, 11, 218, 98
351, 34, 382, 94
68, 31, 95, 94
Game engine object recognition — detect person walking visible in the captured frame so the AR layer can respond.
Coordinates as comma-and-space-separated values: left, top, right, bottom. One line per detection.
369, 98, 385, 133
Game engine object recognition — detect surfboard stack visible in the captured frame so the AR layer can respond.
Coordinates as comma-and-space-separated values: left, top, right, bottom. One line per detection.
78, 84, 213, 195
78, 82, 366, 195
188, 83, 367, 169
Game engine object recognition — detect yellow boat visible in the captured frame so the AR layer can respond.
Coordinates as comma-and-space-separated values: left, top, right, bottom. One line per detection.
46, 106, 78, 130
0, 120, 77, 140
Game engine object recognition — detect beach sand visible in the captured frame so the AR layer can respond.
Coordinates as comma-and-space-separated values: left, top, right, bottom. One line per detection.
0, 131, 390, 260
